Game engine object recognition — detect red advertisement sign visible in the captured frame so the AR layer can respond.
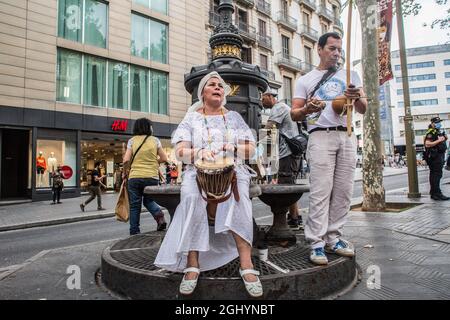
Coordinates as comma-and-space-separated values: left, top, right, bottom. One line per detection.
111, 120, 128, 132
378, 0, 394, 85
60, 165, 73, 180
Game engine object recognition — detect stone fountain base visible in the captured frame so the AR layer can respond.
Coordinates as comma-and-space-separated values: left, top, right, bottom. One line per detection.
100, 229, 357, 300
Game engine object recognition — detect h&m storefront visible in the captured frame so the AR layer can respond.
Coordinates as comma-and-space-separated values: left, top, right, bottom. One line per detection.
0, 106, 176, 202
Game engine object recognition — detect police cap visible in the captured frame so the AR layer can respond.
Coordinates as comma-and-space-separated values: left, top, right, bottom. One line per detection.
430, 117, 441, 123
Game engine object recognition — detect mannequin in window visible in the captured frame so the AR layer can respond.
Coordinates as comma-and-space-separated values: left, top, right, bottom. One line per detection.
48, 152, 58, 173
36, 151, 46, 187
47, 152, 57, 187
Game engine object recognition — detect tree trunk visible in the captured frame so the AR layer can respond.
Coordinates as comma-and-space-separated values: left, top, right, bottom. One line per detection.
355, 0, 386, 211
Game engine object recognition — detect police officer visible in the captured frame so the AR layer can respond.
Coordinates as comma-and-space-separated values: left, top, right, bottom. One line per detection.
424, 117, 449, 201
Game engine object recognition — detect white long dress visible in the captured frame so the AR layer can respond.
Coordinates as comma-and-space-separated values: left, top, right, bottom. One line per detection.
154, 110, 256, 272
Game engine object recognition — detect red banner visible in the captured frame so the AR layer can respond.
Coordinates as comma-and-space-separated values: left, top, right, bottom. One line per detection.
377, 0, 394, 85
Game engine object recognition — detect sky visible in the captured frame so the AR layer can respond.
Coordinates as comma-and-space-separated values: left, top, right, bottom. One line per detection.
342, 0, 450, 62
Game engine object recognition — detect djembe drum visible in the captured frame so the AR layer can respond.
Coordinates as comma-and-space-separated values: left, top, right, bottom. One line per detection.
195, 157, 240, 226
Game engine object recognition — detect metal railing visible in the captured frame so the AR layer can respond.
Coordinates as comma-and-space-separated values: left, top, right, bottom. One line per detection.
333, 16, 343, 29
261, 69, 276, 81
209, 11, 220, 27
238, 22, 257, 42
318, 6, 334, 22
296, 0, 317, 11
299, 24, 319, 41
276, 53, 303, 71
256, 0, 271, 16
236, 0, 255, 7
276, 11, 298, 31
257, 34, 272, 49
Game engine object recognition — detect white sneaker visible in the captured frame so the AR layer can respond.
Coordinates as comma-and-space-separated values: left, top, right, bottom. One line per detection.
179, 267, 200, 295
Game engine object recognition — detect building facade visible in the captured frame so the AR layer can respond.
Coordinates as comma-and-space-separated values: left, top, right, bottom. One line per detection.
0, 0, 205, 201
206, 0, 343, 123
390, 44, 450, 155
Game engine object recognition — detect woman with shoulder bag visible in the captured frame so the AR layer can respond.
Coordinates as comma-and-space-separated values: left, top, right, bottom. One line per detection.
123, 118, 168, 235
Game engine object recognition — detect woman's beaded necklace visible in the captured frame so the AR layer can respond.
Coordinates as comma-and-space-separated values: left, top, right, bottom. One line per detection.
202, 106, 230, 150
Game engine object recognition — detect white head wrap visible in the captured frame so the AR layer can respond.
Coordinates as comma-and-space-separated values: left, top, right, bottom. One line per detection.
187, 71, 232, 113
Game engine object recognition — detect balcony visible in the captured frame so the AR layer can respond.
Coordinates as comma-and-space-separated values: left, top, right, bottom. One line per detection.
262, 69, 276, 81
333, 16, 344, 32
276, 11, 298, 32
300, 61, 315, 73
299, 24, 319, 42
257, 34, 272, 50
236, 0, 255, 8
256, 0, 271, 16
296, 0, 316, 11
276, 54, 303, 73
238, 22, 257, 43
209, 11, 220, 27
276, 54, 315, 74
318, 6, 334, 22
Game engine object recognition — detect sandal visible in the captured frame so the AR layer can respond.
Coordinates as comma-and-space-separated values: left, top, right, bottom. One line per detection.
179, 267, 200, 295
239, 268, 263, 298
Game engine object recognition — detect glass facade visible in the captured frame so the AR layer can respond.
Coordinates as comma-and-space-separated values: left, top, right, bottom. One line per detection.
83, 55, 106, 107
108, 62, 129, 109
56, 49, 82, 104
133, 0, 168, 14
131, 65, 149, 112
84, 0, 107, 48
56, 49, 168, 115
58, 0, 82, 42
131, 13, 168, 64
150, 19, 168, 63
131, 13, 149, 59
58, 0, 108, 48
150, 70, 168, 114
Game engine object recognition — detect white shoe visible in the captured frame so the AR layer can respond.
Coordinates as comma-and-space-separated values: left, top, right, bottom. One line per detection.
239, 269, 263, 298
179, 267, 200, 295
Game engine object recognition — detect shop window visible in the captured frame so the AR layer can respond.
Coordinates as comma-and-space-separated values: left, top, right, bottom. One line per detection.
56, 49, 82, 104
36, 140, 77, 188
108, 61, 129, 109
130, 65, 149, 112
83, 55, 106, 107
58, 0, 107, 48
150, 70, 168, 115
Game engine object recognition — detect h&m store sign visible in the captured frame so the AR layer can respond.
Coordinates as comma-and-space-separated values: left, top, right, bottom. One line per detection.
111, 119, 128, 132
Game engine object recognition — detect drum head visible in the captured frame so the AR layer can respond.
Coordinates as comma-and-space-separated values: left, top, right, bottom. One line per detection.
195, 156, 235, 171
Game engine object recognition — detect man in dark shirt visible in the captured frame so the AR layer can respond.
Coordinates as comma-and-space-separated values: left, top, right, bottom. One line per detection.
424, 117, 449, 201
80, 161, 106, 211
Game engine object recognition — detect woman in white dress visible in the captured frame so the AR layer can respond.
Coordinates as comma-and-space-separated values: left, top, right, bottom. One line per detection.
154, 71, 263, 298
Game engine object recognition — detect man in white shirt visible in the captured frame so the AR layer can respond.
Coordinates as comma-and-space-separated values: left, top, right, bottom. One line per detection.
291, 32, 368, 265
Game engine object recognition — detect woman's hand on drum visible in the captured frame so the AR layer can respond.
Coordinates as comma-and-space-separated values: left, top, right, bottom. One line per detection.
222, 143, 236, 156
197, 148, 215, 162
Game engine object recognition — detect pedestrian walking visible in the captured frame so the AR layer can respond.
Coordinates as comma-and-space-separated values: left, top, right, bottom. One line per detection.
80, 162, 106, 212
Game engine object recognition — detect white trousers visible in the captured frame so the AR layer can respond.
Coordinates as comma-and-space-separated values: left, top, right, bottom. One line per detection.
305, 130, 357, 249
